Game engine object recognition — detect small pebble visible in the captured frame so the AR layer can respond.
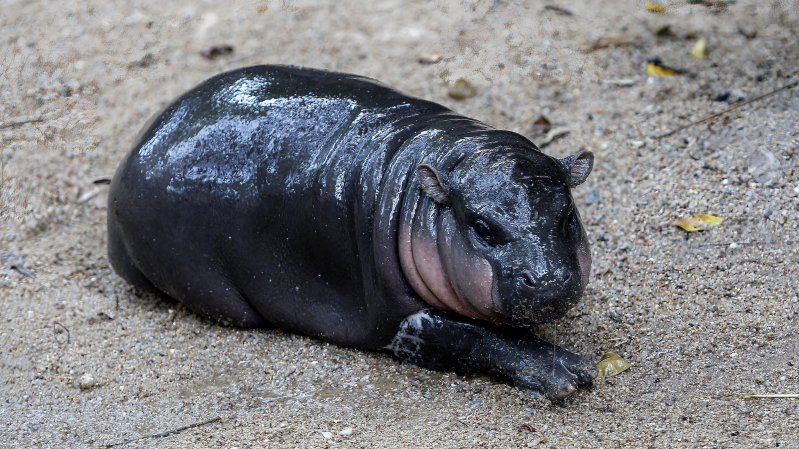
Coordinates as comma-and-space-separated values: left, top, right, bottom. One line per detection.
339, 427, 353, 436
417, 53, 443, 64
78, 373, 97, 390
128, 52, 155, 68
713, 92, 730, 102
748, 149, 781, 185
321, 431, 333, 439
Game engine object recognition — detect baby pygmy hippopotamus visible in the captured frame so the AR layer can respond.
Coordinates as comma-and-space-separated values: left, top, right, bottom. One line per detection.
108, 65, 596, 400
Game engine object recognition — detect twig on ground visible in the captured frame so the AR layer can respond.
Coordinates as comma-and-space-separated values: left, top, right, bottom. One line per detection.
103, 416, 222, 447
537, 127, 571, 148
697, 241, 772, 247
0, 117, 45, 130
654, 79, 799, 139
543, 4, 574, 16
736, 393, 799, 399
602, 78, 638, 87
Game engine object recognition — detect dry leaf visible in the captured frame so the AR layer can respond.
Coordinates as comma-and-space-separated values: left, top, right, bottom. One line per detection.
646, 58, 682, 76
691, 37, 708, 59
200, 45, 234, 60
596, 352, 631, 378
537, 127, 570, 148
674, 214, 724, 232
644, 1, 667, 13
448, 78, 477, 100
530, 115, 552, 136
648, 23, 673, 37
647, 63, 678, 76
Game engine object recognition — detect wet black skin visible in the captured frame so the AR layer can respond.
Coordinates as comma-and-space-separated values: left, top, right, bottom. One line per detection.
108, 65, 596, 400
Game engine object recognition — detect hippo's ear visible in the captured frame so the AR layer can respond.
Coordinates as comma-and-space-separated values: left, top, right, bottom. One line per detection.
559, 151, 594, 187
416, 164, 450, 204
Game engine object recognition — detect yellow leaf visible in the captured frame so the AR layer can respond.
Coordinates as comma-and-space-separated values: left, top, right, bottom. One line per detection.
674, 214, 724, 232
644, 1, 666, 13
647, 62, 679, 76
691, 38, 708, 59
596, 352, 631, 378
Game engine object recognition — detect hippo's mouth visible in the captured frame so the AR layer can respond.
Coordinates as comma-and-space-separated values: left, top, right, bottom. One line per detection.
504, 288, 581, 326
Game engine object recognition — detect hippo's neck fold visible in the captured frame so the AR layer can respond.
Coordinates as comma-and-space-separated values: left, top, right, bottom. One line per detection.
392, 125, 503, 323
398, 204, 499, 322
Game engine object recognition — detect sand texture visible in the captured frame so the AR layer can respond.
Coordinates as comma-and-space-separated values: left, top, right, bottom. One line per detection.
2, 0, 798, 447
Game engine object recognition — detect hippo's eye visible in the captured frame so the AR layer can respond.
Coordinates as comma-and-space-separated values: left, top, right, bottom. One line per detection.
471, 219, 496, 244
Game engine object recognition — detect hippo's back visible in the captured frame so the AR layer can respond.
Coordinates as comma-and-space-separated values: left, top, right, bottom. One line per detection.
126, 66, 427, 202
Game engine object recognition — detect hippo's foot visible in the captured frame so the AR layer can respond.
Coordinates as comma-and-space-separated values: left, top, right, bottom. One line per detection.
384, 309, 596, 401
504, 342, 596, 400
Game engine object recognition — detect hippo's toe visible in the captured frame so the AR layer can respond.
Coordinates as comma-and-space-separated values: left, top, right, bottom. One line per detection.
563, 355, 598, 386
508, 349, 595, 401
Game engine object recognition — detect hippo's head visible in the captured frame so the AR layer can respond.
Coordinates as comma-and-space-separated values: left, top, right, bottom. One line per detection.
410, 148, 593, 326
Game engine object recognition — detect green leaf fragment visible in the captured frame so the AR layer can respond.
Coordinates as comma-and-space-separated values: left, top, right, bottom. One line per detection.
447, 78, 477, 100
596, 352, 632, 378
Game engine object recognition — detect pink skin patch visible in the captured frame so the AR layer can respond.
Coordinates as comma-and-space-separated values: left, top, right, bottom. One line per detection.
437, 214, 503, 322
398, 221, 446, 310
398, 214, 502, 323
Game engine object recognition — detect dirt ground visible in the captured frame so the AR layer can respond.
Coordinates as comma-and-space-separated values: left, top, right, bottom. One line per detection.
2, 0, 798, 447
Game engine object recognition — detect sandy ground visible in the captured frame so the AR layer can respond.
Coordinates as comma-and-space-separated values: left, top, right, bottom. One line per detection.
2, 0, 798, 447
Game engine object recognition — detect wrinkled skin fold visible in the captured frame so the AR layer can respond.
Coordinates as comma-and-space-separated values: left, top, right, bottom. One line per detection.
108, 65, 596, 400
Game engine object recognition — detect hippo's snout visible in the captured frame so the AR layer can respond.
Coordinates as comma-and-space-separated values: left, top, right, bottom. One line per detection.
502, 265, 583, 325
518, 269, 572, 293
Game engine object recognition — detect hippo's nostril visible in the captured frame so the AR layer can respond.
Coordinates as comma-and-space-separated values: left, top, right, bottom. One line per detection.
520, 270, 573, 291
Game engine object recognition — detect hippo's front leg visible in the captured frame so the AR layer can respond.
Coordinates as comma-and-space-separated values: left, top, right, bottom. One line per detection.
385, 310, 596, 400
